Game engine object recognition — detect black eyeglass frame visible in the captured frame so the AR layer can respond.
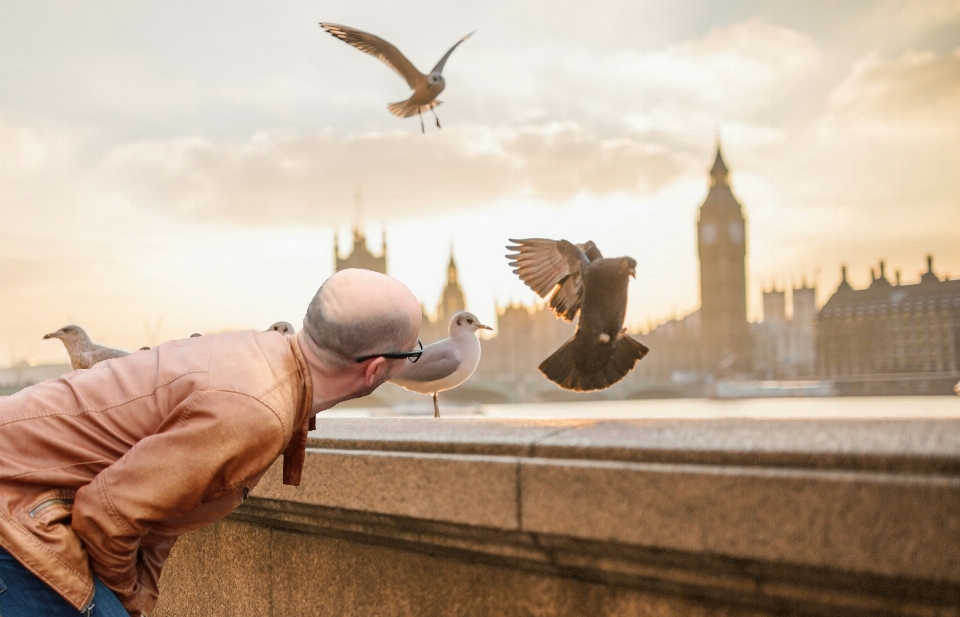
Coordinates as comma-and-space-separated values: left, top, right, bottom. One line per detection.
354, 339, 424, 364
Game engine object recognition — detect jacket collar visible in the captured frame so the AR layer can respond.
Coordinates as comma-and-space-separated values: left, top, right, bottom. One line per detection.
281, 335, 315, 486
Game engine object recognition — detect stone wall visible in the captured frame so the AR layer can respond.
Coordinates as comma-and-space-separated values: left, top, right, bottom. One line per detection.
153, 417, 960, 616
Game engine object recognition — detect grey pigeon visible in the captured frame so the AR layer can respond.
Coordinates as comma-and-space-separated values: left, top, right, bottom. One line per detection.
266, 321, 295, 335
319, 22, 474, 133
43, 325, 130, 370
388, 311, 491, 417
506, 238, 650, 392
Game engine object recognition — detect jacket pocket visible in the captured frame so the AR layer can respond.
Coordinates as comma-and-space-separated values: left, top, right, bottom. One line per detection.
26, 489, 77, 527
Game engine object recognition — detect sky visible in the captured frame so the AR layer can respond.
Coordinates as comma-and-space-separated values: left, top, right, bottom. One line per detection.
1, 0, 959, 365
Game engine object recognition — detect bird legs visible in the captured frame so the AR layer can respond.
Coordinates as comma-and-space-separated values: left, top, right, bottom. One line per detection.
417, 107, 441, 134
433, 392, 440, 418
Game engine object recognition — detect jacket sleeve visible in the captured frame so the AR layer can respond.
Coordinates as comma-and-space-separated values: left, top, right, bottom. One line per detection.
71, 390, 285, 614
136, 537, 176, 615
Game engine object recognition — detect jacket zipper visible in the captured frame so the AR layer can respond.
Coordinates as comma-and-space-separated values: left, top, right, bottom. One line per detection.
28, 498, 74, 518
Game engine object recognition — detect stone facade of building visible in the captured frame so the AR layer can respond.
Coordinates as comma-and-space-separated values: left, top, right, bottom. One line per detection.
818, 257, 960, 379
752, 284, 817, 379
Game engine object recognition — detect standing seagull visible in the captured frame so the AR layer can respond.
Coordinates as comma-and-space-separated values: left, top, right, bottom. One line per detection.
43, 325, 130, 370
319, 22, 474, 133
388, 311, 491, 417
506, 239, 650, 392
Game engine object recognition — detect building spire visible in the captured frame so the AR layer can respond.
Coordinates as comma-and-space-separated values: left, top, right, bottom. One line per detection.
353, 187, 364, 239
709, 137, 729, 187
838, 265, 852, 292
921, 254, 939, 284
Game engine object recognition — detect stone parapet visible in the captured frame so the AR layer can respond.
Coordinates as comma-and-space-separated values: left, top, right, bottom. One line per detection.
154, 418, 960, 616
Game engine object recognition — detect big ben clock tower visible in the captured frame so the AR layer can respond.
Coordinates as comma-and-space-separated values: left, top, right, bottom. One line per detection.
697, 144, 751, 376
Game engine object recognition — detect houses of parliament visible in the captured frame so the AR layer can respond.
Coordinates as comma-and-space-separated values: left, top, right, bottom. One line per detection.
334, 144, 960, 399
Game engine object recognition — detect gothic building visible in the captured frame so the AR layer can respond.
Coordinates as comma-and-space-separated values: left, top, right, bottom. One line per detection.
420, 250, 468, 343
752, 283, 817, 378
697, 145, 752, 376
817, 256, 960, 391
334, 225, 387, 275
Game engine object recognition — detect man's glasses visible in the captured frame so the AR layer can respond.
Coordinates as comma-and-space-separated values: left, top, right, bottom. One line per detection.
354, 340, 424, 364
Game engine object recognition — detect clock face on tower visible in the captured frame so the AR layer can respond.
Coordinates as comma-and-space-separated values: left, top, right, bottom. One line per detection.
728, 221, 744, 244
700, 223, 717, 245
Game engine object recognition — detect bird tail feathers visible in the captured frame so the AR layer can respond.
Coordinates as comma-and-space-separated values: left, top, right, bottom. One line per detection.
539, 333, 649, 392
388, 98, 442, 119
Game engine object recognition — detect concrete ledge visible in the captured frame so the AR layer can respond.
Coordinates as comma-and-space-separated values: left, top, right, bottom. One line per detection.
155, 418, 960, 616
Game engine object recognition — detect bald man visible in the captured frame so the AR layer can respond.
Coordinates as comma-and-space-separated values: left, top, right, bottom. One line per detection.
0, 269, 422, 617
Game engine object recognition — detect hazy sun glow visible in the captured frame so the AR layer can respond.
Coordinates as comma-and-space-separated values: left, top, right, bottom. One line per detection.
1, 0, 958, 364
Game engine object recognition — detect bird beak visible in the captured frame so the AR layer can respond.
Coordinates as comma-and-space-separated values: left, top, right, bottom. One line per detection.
478, 323, 493, 331
43, 332, 56, 340
629, 267, 636, 279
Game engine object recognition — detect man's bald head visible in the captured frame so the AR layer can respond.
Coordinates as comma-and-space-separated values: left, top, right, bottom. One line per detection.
302, 269, 421, 366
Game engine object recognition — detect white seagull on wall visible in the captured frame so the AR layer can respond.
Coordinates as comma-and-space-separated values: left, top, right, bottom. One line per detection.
319, 22, 474, 133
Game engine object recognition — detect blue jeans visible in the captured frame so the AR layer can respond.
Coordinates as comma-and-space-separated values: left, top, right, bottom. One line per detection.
0, 546, 128, 617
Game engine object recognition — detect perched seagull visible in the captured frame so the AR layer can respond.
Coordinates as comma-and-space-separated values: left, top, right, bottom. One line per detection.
43, 325, 130, 370
388, 311, 491, 417
506, 239, 650, 392
319, 22, 474, 133
266, 321, 295, 335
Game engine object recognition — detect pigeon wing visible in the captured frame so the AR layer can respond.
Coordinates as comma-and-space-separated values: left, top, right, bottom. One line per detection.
506, 238, 590, 322
320, 23, 427, 89
577, 241, 603, 262
390, 343, 462, 384
429, 30, 475, 75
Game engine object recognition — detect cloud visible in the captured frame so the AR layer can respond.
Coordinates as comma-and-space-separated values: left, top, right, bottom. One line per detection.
85, 123, 686, 225
827, 47, 960, 127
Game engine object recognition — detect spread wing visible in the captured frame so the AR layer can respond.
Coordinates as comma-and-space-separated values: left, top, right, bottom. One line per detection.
320, 23, 426, 90
429, 30, 475, 75
506, 238, 592, 322
390, 342, 462, 384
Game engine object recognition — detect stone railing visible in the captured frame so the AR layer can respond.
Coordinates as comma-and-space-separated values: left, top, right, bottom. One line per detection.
153, 417, 960, 616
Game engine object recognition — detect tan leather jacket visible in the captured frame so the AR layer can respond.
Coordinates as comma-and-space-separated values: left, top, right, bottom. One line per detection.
0, 330, 313, 615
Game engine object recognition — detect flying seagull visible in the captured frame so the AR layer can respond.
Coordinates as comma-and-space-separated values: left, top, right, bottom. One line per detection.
43, 325, 130, 370
319, 22, 474, 133
266, 321, 295, 335
506, 239, 650, 392
388, 311, 491, 417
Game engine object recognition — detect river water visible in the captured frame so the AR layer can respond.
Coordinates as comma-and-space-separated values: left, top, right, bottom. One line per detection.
319, 395, 960, 420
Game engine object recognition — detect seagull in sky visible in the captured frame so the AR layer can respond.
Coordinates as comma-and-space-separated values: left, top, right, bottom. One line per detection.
388, 311, 491, 417
319, 22, 475, 133
506, 239, 650, 392
43, 325, 130, 370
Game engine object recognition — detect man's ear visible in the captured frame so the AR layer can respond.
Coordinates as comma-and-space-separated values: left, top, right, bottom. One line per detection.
362, 357, 388, 387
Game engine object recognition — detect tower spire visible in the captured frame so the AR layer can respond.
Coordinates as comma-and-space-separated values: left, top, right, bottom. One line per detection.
353, 187, 364, 239
710, 142, 729, 187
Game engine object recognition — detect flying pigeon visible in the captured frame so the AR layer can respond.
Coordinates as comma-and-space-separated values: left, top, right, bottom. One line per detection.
319, 22, 474, 133
388, 311, 491, 417
266, 321, 295, 335
43, 325, 130, 370
506, 239, 650, 391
